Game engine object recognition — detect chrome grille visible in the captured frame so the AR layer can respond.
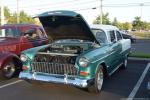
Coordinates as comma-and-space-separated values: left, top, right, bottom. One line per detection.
32, 62, 78, 75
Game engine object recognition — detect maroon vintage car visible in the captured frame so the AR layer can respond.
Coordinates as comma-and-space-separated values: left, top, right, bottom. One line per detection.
0, 24, 48, 79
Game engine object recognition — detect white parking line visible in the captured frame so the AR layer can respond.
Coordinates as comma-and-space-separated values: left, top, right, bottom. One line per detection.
0, 80, 23, 89
127, 63, 150, 100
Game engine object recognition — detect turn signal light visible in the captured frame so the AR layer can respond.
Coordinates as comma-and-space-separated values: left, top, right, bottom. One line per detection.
22, 66, 29, 70
80, 71, 88, 76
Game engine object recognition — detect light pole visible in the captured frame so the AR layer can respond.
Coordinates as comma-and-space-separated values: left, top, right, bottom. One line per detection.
100, 0, 103, 24
17, 0, 20, 23
0, 0, 5, 25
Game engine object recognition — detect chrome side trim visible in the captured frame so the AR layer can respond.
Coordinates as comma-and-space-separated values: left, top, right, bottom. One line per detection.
108, 63, 123, 76
91, 51, 116, 63
19, 72, 89, 88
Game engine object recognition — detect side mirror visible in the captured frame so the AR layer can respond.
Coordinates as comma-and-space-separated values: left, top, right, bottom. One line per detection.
113, 40, 117, 43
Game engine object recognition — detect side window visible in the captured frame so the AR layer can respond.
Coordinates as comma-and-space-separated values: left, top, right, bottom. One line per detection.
23, 28, 39, 40
116, 31, 122, 41
5, 28, 15, 37
37, 29, 45, 38
96, 31, 107, 43
109, 31, 116, 43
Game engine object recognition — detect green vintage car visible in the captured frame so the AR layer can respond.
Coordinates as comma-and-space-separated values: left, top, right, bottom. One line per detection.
19, 10, 131, 93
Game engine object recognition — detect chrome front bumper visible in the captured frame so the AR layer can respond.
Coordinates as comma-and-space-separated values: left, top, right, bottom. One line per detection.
19, 72, 91, 88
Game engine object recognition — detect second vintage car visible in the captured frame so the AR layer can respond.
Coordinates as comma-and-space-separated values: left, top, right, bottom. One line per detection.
19, 10, 131, 93
0, 24, 48, 79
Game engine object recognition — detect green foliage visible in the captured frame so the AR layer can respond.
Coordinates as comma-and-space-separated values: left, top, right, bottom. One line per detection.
93, 13, 150, 31
112, 18, 132, 30
3, 6, 36, 24
132, 17, 143, 30
93, 13, 111, 24
129, 52, 150, 58
122, 22, 132, 30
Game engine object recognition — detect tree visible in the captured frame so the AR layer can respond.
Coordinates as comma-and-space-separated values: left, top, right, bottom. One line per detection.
112, 17, 118, 26
132, 16, 143, 30
122, 22, 132, 30
19, 11, 36, 23
3, 6, 36, 24
4, 7, 11, 19
93, 12, 111, 24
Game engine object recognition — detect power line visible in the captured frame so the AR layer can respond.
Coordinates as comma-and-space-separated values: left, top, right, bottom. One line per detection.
9, 0, 98, 10
7, 1, 150, 12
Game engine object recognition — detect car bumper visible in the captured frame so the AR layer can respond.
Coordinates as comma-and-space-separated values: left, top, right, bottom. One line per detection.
19, 72, 93, 88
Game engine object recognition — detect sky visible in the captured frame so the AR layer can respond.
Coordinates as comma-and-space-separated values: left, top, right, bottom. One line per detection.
1, 0, 150, 24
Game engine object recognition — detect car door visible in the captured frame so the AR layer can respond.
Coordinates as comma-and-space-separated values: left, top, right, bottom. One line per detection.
107, 30, 121, 72
115, 30, 123, 62
20, 27, 45, 51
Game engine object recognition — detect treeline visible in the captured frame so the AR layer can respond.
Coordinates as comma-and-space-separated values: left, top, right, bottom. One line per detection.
2, 7, 150, 30
2, 7, 37, 24
93, 13, 150, 31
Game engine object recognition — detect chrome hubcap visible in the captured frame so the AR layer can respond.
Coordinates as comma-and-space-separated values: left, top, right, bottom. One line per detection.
97, 69, 103, 90
124, 59, 127, 68
3, 64, 15, 77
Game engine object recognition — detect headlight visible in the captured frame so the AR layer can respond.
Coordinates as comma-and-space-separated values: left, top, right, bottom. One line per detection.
20, 54, 28, 62
79, 57, 89, 67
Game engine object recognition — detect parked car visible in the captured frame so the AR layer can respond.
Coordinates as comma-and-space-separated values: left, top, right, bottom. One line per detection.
0, 24, 48, 79
121, 31, 136, 43
19, 10, 131, 93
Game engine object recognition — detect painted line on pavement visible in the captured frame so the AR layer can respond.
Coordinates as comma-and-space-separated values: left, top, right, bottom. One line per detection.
0, 80, 23, 89
127, 63, 150, 100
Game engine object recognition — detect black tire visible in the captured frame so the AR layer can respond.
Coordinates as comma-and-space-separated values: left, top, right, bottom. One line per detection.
88, 66, 104, 93
121, 58, 128, 69
0, 61, 16, 79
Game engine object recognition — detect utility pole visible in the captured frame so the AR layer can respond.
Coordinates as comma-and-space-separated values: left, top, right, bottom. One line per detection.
0, 0, 5, 25
0, 0, 5, 37
140, 3, 144, 20
17, 0, 19, 23
100, 0, 103, 24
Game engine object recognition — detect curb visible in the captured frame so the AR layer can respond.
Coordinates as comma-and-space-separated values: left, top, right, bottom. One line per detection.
128, 57, 150, 61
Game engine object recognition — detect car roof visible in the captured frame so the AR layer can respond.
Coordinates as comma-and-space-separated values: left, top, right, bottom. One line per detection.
90, 24, 119, 31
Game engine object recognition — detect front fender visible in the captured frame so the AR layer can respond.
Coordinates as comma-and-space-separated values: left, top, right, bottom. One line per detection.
0, 52, 20, 69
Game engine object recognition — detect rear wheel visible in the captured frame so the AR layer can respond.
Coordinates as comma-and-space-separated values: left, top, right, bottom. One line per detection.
121, 58, 128, 69
0, 61, 16, 79
88, 66, 104, 93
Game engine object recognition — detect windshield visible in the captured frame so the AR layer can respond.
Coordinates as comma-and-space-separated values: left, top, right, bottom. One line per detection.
0, 27, 20, 38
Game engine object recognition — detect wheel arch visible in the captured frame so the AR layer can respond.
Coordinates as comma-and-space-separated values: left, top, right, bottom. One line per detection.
95, 61, 108, 78
0, 52, 22, 70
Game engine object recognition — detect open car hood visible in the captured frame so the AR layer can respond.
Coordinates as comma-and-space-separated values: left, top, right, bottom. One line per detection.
37, 10, 97, 42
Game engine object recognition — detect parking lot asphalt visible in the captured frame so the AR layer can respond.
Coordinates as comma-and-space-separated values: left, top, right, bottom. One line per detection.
0, 60, 149, 100
131, 39, 150, 54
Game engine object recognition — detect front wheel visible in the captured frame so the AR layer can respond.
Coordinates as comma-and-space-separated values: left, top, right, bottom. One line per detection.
1, 61, 16, 79
88, 66, 104, 93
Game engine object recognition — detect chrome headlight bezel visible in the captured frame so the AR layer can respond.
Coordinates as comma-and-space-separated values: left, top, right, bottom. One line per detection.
20, 54, 28, 62
79, 57, 89, 67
